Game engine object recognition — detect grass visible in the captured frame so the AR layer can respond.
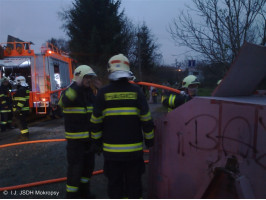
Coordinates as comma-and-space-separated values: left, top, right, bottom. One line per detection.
198, 88, 215, 96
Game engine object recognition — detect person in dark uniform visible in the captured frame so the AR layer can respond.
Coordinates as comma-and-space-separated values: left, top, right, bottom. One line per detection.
90, 54, 154, 198
162, 75, 200, 112
0, 77, 12, 132
59, 65, 101, 198
12, 76, 30, 141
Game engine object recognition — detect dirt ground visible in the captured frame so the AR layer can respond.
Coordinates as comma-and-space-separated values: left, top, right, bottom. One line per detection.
0, 103, 166, 199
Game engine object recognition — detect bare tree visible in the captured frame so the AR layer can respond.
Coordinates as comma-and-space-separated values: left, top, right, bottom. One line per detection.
169, 0, 266, 71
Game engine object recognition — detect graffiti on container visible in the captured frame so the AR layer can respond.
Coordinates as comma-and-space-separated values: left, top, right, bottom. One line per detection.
184, 114, 219, 151
181, 114, 266, 169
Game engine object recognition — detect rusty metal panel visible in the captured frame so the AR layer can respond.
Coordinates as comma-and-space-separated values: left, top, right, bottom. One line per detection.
148, 97, 266, 198
212, 43, 266, 97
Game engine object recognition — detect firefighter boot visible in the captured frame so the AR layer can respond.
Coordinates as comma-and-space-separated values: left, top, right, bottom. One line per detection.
80, 182, 95, 198
16, 133, 29, 142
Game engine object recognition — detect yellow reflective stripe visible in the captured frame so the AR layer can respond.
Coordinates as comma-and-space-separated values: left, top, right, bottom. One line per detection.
2, 100, 6, 104
0, 109, 11, 113
63, 107, 86, 114
90, 114, 103, 124
25, 96, 30, 99
58, 97, 63, 107
21, 129, 29, 134
0, 122, 7, 125
80, 177, 90, 183
91, 131, 102, 139
26, 90, 30, 94
103, 142, 143, 152
0, 94, 4, 97
168, 94, 176, 107
140, 111, 152, 121
103, 107, 139, 117
104, 92, 137, 101
66, 185, 78, 192
18, 102, 24, 107
65, 131, 89, 139
86, 106, 93, 113
14, 97, 26, 101
144, 129, 154, 139
65, 87, 77, 101
21, 107, 29, 111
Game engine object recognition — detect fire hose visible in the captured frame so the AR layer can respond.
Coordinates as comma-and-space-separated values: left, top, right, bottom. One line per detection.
129, 81, 181, 94
0, 139, 149, 191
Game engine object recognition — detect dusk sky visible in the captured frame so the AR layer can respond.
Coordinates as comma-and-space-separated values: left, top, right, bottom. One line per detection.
0, 0, 196, 66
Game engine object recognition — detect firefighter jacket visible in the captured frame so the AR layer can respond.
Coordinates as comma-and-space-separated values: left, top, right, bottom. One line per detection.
12, 86, 29, 114
59, 82, 95, 140
162, 92, 191, 112
0, 85, 12, 113
90, 79, 155, 161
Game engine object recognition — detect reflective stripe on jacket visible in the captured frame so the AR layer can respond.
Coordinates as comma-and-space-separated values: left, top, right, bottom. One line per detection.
59, 82, 95, 140
12, 86, 29, 113
0, 85, 12, 113
90, 79, 154, 161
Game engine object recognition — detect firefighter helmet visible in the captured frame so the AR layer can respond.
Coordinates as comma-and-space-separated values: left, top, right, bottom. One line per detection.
15, 76, 28, 87
107, 54, 133, 80
73, 65, 96, 84
182, 75, 200, 88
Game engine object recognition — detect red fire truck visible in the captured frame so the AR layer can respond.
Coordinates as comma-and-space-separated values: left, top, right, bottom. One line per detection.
0, 41, 73, 114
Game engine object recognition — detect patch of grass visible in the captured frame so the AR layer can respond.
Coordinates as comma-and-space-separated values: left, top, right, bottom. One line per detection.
198, 88, 215, 96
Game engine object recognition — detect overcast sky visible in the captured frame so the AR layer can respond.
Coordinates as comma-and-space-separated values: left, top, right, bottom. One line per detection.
0, 0, 194, 66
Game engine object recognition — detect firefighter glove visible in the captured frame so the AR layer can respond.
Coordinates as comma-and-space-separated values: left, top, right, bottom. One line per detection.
145, 139, 154, 148
180, 91, 186, 96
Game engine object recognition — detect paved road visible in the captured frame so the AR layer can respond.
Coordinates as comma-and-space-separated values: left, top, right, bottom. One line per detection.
0, 103, 164, 199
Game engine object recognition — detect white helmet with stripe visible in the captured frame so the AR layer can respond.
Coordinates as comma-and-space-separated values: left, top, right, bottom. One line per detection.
108, 54, 134, 80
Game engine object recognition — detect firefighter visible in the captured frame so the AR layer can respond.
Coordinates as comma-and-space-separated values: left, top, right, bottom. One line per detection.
162, 75, 200, 112
12, 76, 30, 141
58, 65, 101, 199
0, 77, 12, 132
90, 54, 155, 198
151, 87, 158, 103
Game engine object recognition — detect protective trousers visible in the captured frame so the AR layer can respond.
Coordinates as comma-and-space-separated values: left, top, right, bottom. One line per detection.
66, 140, 95, 199
13, 112, 29, 135
104, 159, 145, 199
1, 112, 12, 131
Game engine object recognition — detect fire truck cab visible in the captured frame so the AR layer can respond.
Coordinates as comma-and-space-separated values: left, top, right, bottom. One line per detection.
0, 41, 73, 114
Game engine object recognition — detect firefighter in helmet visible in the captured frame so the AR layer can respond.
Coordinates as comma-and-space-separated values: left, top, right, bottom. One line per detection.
59, 65, 101, 198
163, 75, 200, 112
0, 77, 12, 132
12, 76, 30, 141
90, 54, 155, 198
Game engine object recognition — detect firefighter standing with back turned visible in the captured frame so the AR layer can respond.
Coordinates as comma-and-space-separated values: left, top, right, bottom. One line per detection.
58, 65, 101, 199
12, 76, 30, 141
90, 54, 155, 198
0, 77, 12, 132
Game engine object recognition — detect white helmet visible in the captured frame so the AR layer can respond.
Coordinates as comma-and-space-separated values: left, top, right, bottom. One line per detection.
182, 75, 200, 88
15, 76, 28, 87
73, 65, 96, 84
108, 54, 133, 80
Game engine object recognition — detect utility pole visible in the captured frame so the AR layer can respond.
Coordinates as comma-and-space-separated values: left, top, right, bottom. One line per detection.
137, 33, 142, 81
